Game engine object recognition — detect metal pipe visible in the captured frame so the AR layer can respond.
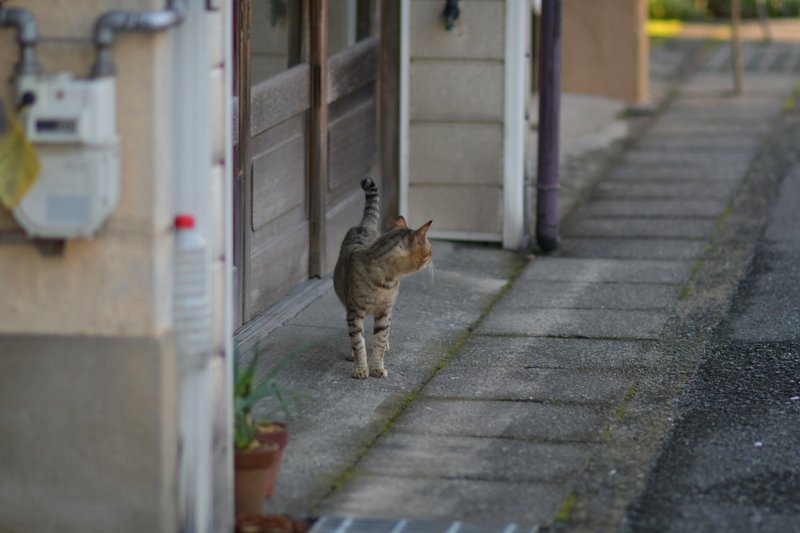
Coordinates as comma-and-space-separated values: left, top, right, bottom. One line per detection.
535, 0, 561, 252
91, 0, 188, 77
0, 7, 41, 75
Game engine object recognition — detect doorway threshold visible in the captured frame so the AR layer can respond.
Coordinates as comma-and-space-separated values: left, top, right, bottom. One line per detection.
234, 277, 332, 351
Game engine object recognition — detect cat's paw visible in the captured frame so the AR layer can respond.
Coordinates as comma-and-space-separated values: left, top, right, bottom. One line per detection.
352, 366, 369, 379
370, 367, 388, 378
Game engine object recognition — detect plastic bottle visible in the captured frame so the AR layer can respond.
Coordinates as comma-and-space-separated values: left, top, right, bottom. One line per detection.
173, 214, 211, 370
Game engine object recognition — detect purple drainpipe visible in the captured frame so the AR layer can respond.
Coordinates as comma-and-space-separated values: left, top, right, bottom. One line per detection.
536, 0, 561, 252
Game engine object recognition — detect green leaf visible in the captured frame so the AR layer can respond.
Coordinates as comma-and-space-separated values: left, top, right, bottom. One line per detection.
234, 411, 256, 449
234, 342, 263, 398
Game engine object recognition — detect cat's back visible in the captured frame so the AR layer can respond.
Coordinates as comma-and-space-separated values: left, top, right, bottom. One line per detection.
333, 224, 380, 304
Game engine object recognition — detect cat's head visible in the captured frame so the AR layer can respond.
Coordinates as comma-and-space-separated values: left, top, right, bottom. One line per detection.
390, 216, 433, 274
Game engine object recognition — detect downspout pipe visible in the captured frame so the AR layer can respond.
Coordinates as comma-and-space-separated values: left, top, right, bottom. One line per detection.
91, 0, 188, 77
0, 7, 41, 75
535, 0, 561, 252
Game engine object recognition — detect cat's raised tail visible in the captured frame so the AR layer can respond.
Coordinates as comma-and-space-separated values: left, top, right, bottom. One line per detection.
359, 177, 380, 229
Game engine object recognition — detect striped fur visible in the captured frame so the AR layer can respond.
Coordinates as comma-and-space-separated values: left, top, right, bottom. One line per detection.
333, 177, 433, 379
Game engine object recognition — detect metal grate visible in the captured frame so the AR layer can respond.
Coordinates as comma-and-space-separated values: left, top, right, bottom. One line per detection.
309, 516, 538, 533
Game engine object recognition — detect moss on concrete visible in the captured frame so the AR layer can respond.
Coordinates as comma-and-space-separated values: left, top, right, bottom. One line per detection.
782, 82, 800, 113
553, 492, 578, 524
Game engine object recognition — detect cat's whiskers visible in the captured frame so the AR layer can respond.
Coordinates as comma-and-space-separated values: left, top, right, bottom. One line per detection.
423, 259, 435, 288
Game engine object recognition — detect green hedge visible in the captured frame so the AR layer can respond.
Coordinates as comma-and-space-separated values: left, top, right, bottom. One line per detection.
649, 0, 800, 19
648, 0, 709, 20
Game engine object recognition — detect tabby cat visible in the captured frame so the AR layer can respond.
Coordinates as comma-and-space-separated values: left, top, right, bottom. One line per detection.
333, 177, 433, 379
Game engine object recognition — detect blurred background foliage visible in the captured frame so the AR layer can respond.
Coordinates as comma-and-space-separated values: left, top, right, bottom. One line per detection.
649, 0, 800, 20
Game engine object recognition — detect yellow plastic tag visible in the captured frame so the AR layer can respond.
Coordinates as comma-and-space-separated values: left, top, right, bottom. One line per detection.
0, 105, 40, 209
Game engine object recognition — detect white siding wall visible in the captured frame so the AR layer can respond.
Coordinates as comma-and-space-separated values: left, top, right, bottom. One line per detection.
172, 2, 233, 530
405, 0, 506, 240
209, 5, 235, 530
403, 0, 529, 247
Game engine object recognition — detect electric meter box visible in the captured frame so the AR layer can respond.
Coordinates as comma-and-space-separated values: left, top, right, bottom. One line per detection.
13, 73, 120, 238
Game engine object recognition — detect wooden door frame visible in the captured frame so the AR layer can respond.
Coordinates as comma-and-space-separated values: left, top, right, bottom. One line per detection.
309, 0, 328, 278
234, 0, 251, 328
379, 0, 399, 229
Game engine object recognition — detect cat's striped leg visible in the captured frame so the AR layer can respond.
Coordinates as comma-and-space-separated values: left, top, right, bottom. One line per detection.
369, 308, 392, 378
347, 308, 369, 379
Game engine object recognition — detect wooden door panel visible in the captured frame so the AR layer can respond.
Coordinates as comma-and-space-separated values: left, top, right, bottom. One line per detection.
248, 114, 310, 312
251, 133, 306, 230
249, 219, 310, 312
327, 91, 376, 197
327, 36, 379, 103
247, 73, 310, 317
251, 66, 310, 136
324, 192, 365, 270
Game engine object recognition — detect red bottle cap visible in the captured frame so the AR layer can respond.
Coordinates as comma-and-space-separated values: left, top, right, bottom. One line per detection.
174, 214, 195, 229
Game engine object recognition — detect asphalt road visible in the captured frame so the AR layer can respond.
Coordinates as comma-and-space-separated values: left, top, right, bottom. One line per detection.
626, 166, 800, 532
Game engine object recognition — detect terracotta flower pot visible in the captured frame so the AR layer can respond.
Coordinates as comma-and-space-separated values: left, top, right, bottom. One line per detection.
256, 422, 289, 497
234, 442, 280, 517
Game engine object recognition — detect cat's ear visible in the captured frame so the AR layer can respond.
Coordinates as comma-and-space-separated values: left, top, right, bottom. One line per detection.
412, 220, 433, 243
392, 216, 408, 229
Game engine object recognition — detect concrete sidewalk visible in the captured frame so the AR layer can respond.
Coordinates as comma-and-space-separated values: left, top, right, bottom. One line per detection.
239, 35, 800, 531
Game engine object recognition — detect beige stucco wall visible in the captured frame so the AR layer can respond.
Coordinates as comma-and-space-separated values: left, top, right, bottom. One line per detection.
0, 0, 173, 337
561, 0, 649, 104
0, 2, 182, 531
0, 335, 178, 533
408, 0, 505, 238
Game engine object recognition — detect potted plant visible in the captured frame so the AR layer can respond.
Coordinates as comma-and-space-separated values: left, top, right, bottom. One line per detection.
233, 345, 296, 516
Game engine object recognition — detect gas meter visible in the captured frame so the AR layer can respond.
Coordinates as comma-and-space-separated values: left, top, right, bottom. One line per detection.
13, 72, 120, 238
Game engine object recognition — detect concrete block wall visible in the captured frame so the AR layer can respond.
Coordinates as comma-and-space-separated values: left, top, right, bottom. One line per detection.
407, 0, 506, 239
